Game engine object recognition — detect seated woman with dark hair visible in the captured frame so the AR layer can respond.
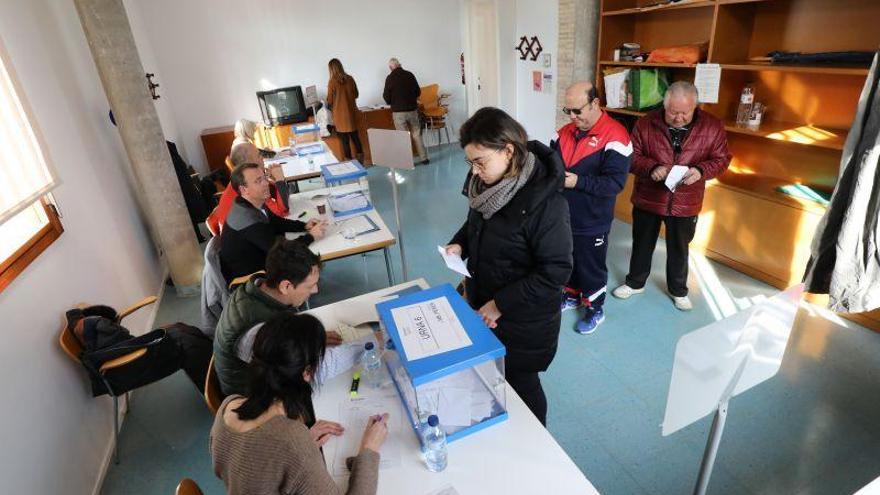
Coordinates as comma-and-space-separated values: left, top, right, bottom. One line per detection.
210, 312, 389, 495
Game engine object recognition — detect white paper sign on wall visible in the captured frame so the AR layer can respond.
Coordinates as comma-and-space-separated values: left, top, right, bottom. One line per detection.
304, 85, 319, 107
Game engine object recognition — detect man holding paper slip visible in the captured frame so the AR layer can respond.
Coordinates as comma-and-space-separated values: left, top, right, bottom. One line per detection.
613, 81, 731, 311
552, 81, 632, 335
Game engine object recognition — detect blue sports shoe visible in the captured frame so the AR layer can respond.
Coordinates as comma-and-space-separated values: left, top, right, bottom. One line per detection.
561, 293, 581, 312
576, 309, 605, 335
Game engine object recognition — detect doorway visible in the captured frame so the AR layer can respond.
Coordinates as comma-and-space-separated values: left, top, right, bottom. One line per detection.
464, 0, 501, 115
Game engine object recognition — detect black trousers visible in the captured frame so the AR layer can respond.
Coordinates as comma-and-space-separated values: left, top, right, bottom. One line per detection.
567, 232, 610, 311
338, 131, 362, 159
625, 207, 698, 297
507, 370, 547, 426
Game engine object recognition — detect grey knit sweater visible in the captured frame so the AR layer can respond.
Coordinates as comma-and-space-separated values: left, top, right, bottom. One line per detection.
210, 396, 380, 495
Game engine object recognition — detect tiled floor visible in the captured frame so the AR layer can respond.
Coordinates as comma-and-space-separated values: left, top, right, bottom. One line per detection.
101, 143, 880, 494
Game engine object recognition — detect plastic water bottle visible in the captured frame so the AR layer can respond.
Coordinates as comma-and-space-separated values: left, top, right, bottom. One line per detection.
360, 342, 382, 388
423, 415, 448, 472
735, 85, 754, 127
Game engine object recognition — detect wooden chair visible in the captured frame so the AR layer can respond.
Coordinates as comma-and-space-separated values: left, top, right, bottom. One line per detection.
175, 478, 204, 495
205, 206, 221, 237
418, 84, 451, 146
58, 295, 158, 465
204, 356, 224, 415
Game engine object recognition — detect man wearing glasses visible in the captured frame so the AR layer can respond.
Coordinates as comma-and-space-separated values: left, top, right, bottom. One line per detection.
552, 81, 632, 335
219, 162, 325, 283
612, 81, 731, 311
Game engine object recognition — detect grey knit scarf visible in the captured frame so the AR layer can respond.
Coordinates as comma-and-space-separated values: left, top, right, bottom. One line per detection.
467, 152, 536, 219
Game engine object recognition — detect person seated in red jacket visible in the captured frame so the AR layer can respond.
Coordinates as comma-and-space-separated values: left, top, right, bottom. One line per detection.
214, 143, 290, 231
612, 81, 732, 311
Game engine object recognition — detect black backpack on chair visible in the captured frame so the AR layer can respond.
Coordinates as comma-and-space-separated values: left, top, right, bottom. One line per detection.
65, 305, 200, 397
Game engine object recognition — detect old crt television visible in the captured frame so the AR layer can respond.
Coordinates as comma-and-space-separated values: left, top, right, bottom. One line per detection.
257, 85, 307, 126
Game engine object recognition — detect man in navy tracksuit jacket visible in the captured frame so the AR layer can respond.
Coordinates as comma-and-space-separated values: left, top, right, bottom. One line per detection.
551, 81, 631, 334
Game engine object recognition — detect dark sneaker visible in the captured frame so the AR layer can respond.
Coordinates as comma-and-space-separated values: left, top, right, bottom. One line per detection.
575, 309, 605, 335
561, 294, 581, 312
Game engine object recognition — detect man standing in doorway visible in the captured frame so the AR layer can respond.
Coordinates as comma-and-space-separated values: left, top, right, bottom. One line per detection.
613, 81, 731, 310
383, 57, 429, 164
552, 81, 631, 334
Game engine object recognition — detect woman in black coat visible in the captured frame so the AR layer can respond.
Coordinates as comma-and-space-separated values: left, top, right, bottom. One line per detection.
445, 107, 573, 425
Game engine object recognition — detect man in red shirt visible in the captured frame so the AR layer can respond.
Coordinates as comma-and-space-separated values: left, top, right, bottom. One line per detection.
613, 81, 731, 310
551, 81, 631, 334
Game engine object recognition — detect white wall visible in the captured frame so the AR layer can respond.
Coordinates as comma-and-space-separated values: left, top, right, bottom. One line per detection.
496, 0, 518, 116
124, 0, 184, 148
514, 0, 559, 144
0, 1, 163, 493
127, 0, 468, 172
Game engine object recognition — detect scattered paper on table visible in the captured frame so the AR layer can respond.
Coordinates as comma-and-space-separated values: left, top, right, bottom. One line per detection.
665, 165, 689, 192
337, 214, 378, 236
694, 64, 721, 104
295, 143, 324, 155
426, 485, 460, 495
326, 161, 361, 176
330, 192, 370, 213
333, 395, 404, 476
391, 296, 473, 361
437, 246, 470, 277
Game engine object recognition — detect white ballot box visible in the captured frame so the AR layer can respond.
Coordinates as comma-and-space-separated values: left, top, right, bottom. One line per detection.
376, 284, 508, 445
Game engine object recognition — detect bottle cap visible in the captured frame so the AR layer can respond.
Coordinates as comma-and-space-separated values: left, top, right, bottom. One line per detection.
428, 415, 439, 427
364, 342, 374, 350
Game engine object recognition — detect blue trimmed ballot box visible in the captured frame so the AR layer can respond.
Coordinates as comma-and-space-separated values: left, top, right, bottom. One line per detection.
376, 284, 508, 444
320, 159, 367, 187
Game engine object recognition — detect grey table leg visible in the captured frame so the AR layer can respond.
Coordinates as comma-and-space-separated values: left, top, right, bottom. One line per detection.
384, 247, 394, 286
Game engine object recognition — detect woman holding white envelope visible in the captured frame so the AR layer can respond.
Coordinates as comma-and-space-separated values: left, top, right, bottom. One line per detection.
444, 107, 573, 426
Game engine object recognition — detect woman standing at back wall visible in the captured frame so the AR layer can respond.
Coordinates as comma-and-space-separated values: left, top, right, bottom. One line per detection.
326, 58, 363, 161
444, 107, 573, 426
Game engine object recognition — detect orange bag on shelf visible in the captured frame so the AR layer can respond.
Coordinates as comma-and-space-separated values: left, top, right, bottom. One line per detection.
646, 43, 708, 64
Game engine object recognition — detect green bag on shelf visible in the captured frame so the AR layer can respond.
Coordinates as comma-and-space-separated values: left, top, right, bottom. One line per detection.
627, 68, 670, 110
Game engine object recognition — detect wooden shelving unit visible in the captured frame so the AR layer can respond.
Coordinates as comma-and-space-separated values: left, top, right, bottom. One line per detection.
602, 0, 716, 17
596, 0, 880, 330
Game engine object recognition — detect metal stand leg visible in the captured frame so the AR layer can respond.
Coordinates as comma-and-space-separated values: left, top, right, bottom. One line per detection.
390, 170, 409, 281
112, 395, 120, 465
384, 247, 395, 286
694, 400, 729, 495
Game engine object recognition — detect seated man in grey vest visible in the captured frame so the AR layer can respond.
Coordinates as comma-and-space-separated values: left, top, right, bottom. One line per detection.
219, 162, 325, 283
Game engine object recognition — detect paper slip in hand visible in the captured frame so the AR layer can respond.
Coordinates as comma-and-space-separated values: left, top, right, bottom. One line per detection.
437, 246, 471, 277
665, 165, 690, 192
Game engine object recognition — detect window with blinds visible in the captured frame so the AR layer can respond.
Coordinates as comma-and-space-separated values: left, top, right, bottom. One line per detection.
0, 37, 63, 293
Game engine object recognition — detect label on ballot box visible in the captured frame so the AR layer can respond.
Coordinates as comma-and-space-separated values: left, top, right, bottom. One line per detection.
391, 297, 473, 361
377, 284, 508, 444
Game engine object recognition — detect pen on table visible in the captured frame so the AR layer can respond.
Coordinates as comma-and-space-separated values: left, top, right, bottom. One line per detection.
350, 372, 361, 398
297, 211, 307, 219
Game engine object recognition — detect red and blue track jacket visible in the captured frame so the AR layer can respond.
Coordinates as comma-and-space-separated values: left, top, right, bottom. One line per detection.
551, 112, 632, 235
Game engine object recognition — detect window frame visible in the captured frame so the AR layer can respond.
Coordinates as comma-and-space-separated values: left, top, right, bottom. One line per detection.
0, 198, 63, 293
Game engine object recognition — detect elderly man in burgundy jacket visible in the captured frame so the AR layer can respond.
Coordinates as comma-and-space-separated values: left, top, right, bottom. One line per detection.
612, 81, 731, 311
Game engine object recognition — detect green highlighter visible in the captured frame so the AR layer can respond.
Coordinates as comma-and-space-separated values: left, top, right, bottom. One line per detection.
350, 372, 361, 398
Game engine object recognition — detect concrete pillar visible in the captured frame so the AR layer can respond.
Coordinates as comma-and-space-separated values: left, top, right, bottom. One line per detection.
74, 0, 202, 296
557, 0, 600, 129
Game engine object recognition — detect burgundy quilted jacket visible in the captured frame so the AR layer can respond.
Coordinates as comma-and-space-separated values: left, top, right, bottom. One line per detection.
629, 109, 732, 217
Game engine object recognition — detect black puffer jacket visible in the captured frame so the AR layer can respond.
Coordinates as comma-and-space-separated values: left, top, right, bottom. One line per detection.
450, 141, 573, 373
